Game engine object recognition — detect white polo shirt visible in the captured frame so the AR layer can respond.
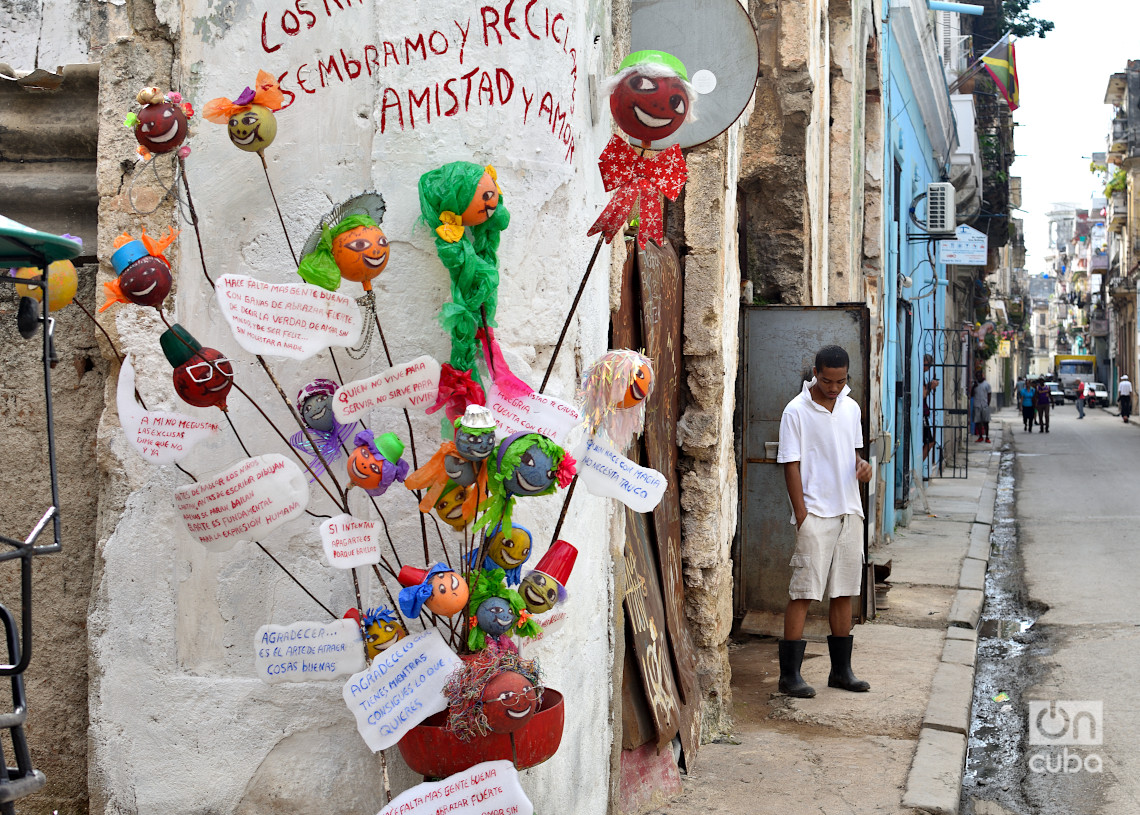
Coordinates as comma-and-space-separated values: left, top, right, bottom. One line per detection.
1120, 379, 1133, 397
777, 379, 865, 522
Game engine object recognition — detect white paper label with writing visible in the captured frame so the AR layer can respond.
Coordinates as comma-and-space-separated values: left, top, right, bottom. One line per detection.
215, 274, 363, 360
333, 355, 442, 422
376, 760, 533, 815
117, 354, 220, 463
575, 435, 667, 512
488, 385, 581, 445
174, 454, 309, 551
320, 514, 382, 569
343, 628, 461, 753
255, 619, 366, 684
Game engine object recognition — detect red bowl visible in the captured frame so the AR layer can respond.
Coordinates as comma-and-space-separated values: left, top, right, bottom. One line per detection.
397, 689, 564, 778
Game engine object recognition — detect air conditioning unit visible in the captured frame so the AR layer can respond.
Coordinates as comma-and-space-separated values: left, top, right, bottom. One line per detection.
926, 182, 956, 234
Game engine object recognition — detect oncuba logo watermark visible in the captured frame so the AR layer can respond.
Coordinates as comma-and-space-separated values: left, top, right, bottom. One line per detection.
1027, 701, 1103, 774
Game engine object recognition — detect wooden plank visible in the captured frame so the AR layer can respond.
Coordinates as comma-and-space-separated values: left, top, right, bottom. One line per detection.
621, 634, 657, 750
637, 240, 701, 764
623, 508, 681, 750
612, 238, 640, 349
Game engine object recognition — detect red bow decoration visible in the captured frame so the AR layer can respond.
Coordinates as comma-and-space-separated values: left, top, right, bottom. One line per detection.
587, 135, 688, 249
426, 364, 485, 424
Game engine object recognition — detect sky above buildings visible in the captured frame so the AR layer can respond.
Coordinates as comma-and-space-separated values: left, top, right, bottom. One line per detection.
1011, 0, 1140, 269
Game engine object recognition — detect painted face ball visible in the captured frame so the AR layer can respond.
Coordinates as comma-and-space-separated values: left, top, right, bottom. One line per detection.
331, 224, 389, 285
610, 72, 690, 143
347, 444, 388, 491
364, 618, 406, 661
119, 256, 173, 309
617, 361, 654, 410
503, 443, 555, 497
475, 596, 516, 638
227, 104, 277, 153
454, 429, 495, 462
135, 102, 189, 154
301, 391, 336, 433
425, 571, 469, 617
480, 671, 537, 733
443, 453, 477, 488
460, 172, 500, 226
487, 526, 532, 572
520, 572, 559, 614
14, 261, 78, 312
434, 485, 470, 530
172, 348, 233, 409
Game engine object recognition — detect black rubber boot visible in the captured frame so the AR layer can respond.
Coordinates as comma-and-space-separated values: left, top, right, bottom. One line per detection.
827, 635, 870, 692
777, 639, 816, 698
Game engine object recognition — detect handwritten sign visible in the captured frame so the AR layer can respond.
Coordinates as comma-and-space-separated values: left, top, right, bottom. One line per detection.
116, 354, 220, 463
320, 514, 382, 569
332, 355, 442, 422
520, 608, 567, 655
343, 628, 461, 752
255, 619, 366, 684
174, 454, 309, 551
377, 760, 533, 815
488, 385, 581, 445
576, 435, 667, 512
215, 274, 363, 360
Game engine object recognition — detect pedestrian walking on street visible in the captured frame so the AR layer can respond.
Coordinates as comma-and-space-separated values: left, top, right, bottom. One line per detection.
1076, 379, 1086, 419
1119, 375, 1133, 423
1035, 378, 1051, 432
1019, 379, 1037, 430
776, 345, 874, 698
973, 371, 992, 443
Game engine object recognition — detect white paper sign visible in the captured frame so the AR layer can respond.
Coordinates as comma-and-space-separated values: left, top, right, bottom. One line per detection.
320, 514, 382, 569
215, 274, 363, 360
576, 435, 667, 512
520, 608, 568, 655
377, 761, 533, 815
174, 454, 309, 551
488, 385, 581, 445
255, 619, 366, 684
333, 355, 442, 422
116, 354, 220, 463
343, 628, 461, 753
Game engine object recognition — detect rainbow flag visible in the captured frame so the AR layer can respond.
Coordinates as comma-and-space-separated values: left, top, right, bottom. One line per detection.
981, 34, 1019, 111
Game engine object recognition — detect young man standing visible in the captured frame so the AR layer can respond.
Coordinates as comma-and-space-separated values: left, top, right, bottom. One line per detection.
1035, 378, 1050, 432
776, 345, 874, 698
1076, 380, 1086, 419
1119, 375, 1132, 423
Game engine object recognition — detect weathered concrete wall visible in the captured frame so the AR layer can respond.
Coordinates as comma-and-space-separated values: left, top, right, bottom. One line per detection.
91, 1, 620, 813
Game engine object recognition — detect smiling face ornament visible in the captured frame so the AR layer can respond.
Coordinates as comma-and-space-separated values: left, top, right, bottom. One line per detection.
331, 223, 389, 287
300, 390, 336, 433
487, 525, 532, 573
504, 441, 555, 498
519, 572, 560, 614
475, 595, 516, 638
454, 405, 497, 461
480, 671, 538, 733
227, 104, 277, 153
607, 51, 695, 144
434, 483, 471, 530
362, 608, 406, 661
135, 101, 189, 154
161, 325, 234, 411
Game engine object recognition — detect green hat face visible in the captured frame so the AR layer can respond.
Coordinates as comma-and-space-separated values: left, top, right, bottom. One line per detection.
618, 50, 688, 81
374, 432, 405, 464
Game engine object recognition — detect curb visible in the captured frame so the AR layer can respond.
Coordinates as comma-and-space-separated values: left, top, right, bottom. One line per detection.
901, 423, 1004, 815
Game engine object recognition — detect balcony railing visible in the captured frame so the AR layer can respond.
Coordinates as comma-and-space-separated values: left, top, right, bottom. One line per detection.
1109, 191, 1127, 228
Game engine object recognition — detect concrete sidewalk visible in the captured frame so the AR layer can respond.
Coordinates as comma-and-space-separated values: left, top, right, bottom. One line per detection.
649, 424, 1004, 815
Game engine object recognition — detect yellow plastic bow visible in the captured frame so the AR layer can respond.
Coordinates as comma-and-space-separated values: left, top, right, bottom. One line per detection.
436, 211, 464, 243
485, 164, 501, 194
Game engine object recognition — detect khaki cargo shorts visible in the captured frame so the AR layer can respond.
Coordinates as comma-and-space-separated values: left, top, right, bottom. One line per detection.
788, 513, 865, 601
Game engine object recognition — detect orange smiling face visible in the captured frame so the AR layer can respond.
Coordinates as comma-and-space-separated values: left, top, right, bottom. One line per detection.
616, 361, 653, 409
460, 172, 500, 226
332, 224, 390, 285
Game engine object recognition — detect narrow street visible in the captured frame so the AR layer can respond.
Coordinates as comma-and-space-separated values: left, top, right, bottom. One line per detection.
1003, 402, 1140, 814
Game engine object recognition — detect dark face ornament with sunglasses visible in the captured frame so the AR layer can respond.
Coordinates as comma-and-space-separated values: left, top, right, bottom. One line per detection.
480, 670, 541, 733
161, 324, 235, 411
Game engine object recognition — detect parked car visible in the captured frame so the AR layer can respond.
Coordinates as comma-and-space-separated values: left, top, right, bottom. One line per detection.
1047, 381, 1065, 406
1087, 382, 1110, 407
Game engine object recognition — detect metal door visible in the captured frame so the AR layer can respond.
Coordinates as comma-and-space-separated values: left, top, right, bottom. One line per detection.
735, 305, 871, 635
922, 328, 970, 478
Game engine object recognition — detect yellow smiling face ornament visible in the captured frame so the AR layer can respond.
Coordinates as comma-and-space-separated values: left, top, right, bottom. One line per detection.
202, 70, 285, 157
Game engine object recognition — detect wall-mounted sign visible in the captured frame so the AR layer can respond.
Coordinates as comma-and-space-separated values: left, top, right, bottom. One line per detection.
938, 225, 988, 266
215, 275, 363, 360
255, 619, 365, 683
117, 355, 220, 463
174, 454, 309, 551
